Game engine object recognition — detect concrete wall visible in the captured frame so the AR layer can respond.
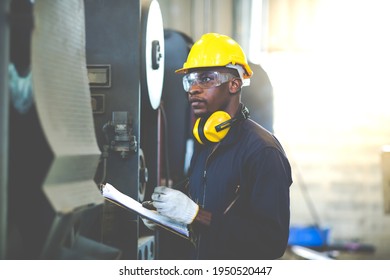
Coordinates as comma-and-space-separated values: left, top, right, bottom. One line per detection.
266, 51, 390, 259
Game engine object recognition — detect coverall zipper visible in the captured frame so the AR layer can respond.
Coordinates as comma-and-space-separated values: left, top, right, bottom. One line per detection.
196, 142, 220, 259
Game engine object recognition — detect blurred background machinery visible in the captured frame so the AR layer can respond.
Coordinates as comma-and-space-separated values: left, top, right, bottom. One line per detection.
5, 0, 109, 259
1, 0, 199, 260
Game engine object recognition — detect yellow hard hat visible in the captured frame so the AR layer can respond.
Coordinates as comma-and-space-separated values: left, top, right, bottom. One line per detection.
175, 33, 253, 79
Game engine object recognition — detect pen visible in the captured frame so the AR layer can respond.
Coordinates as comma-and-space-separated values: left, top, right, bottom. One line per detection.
142, 177, 190, 210
223, 185, 240, 215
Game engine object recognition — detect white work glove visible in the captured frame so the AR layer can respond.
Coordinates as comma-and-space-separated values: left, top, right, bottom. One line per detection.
141, 217, 158, 231
152, 186, 199, 225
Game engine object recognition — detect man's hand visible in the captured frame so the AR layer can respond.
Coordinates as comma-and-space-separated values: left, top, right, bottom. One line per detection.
152, 186, 199, 224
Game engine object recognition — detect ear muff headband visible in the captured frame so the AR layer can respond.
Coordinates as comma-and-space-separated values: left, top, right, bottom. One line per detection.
193, 111, 232, 144
193, 106, 250, 145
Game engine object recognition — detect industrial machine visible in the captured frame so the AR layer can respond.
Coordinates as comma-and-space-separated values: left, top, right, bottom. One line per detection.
1, 0, 191, 260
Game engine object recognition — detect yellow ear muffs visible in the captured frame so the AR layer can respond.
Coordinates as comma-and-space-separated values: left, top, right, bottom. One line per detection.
193, 111, 232, 145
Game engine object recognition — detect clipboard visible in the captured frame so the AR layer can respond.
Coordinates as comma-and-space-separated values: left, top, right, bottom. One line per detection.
100, 183, 190, 239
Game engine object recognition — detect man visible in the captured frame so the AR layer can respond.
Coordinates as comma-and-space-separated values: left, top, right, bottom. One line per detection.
147, 33, 292, 260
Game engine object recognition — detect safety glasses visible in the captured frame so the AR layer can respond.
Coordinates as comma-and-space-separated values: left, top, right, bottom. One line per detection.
182, 71, 236, 92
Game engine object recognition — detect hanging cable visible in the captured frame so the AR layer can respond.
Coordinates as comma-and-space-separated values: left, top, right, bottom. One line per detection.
159, 102, 171, 186
286, 145, 322, 229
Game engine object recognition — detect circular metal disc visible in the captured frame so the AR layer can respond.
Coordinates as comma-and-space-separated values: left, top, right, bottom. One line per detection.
144, 0, 164, 110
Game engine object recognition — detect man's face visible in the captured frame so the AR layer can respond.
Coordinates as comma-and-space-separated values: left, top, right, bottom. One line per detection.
185, 67, 236, 118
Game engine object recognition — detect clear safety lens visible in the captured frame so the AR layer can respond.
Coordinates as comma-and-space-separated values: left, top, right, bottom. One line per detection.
182, 71, 235, 92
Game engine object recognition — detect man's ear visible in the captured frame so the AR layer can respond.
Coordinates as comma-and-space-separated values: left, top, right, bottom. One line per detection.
229, 78, 242, 94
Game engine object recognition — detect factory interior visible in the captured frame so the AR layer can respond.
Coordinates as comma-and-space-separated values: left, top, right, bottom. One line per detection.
1, 0, 390, 261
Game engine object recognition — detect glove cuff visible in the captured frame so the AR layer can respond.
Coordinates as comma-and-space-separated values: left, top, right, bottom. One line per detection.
182, 201, 200, 225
